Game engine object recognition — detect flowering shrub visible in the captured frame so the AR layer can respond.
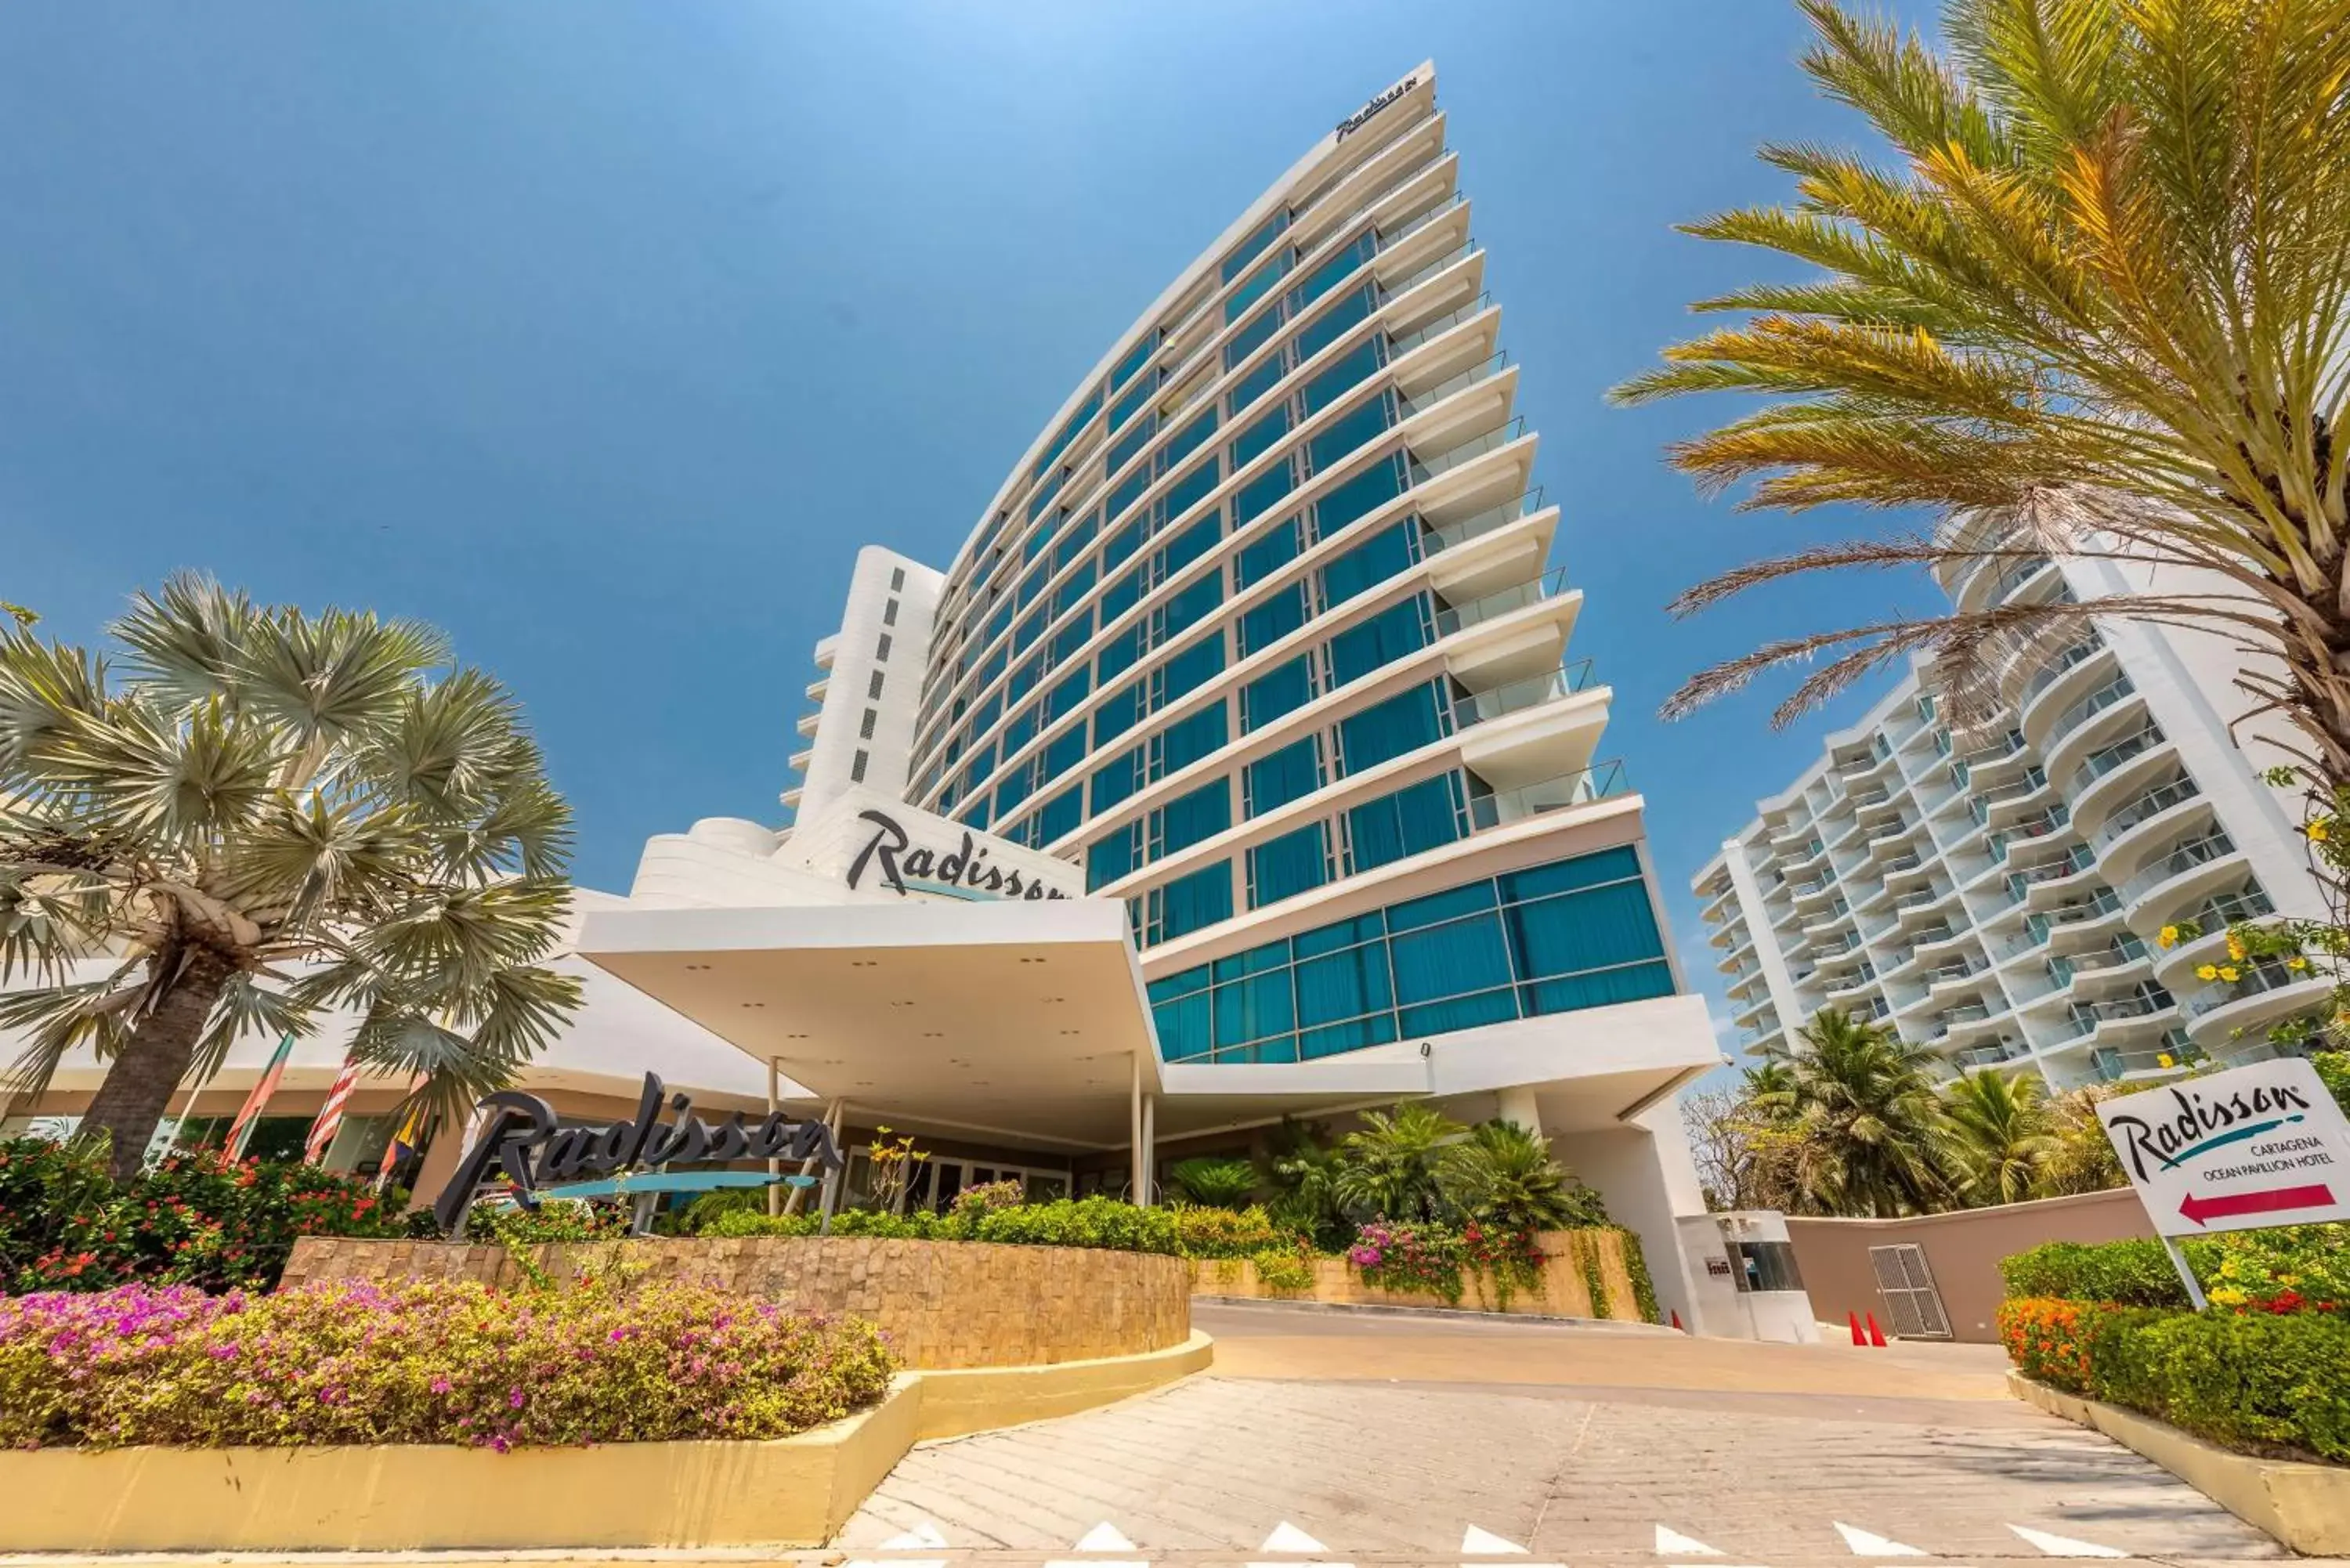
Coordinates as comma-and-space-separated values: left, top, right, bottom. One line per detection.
949, 1179, 1027, 1219
1250, 1246, 1314, 1292
1347, 1221, 1470, 1302
1999, 1294, 2350, 1462
0, 1278, 896, 1451
703, 1196, 1181, 1254
2003, 1227, 2348, 1315
0, 1139, 421, 1295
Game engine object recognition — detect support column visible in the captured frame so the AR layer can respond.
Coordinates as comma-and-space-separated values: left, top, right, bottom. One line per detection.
1495, 1087, 1543, 1136
766, 1058, 783, 1218
817, 1100, 848, 1233
1139, 1092, 1156, 1207
1130, 1052, 1145, 1206
784, 1096, 843, 1216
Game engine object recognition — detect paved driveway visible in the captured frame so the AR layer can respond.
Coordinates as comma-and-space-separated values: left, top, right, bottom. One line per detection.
839, 1302, 2284, 1566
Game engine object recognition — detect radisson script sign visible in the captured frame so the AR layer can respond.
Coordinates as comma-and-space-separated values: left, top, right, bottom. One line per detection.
2098, 1057, 2350, 1237
1336, 75, 1419, 140
433, 1072, 844, 1234
844, 808, 1074, 901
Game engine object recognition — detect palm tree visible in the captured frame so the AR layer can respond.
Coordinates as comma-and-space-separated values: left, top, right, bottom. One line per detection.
1257, 1119, 1349, 1248
1332, 1103, 1465, 1223
1167, 1155, 1256, 1209
1773, 1009, 1953, 1217
1612, 0, 2350, 793
0, 576, 581, 1178
1939, 1065, 2056, 1205
2035, 1083, 2129, 1195
1435, 1119, 1607, 1233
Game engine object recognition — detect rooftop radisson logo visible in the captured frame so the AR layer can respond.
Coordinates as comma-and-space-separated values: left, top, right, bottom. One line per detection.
1336, 76, 1419, 139
845, 808, 1072, 901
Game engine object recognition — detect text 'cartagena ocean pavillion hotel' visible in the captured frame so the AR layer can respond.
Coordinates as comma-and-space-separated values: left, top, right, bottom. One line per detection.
574, 66, 1729, 1328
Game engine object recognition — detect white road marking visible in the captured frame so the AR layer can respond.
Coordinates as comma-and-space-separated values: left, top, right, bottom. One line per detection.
1835, 1522, 1930, 1557
2010, 1525, 2128, 1558
1462, 1524, 1528, 1554
1656, 1525, 1724, 1556
880, 1520, 949, 1550
1043, 1519, 1148, 1568
1249, 1519, 1354, 1568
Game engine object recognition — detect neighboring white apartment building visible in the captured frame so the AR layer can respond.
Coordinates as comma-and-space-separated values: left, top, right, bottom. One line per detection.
1694, 545, 2331, 1089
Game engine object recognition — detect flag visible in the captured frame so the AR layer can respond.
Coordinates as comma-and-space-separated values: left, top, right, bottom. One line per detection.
224, 1034, 296, 1159
377, 1087, 432, 1190
304, 1054, 363, 1165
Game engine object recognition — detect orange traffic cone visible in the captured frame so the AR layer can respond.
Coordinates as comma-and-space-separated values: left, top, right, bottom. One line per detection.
1849, 1311, 1866, 1346
1866, 1312, 1889, 1347
1670, 1309, 1684, 1332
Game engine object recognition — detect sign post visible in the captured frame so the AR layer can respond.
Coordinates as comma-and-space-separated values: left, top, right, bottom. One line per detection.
2097, 1057, 2350, 1308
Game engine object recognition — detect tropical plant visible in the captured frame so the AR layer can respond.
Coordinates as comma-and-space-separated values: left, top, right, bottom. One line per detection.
1762, 1010, 1954, 1217
1166, 1155, 1257, 1209
1256, 1119, 1350, 1249
1332, 1104, 1465, 1223
2034, 1083, 2128, 1195
0, 576, 580, 1178
1436, 1119, 1609, 1232
1940, 1065, 2056, 1205
1614, 0, 2350, 770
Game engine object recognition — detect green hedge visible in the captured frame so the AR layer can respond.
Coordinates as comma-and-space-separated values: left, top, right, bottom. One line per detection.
703, 1196, 1180, 1254
2002, 1227, 2349, 1312
2000, 1296, 2350, 1462
2001, 1239, 2193, 1307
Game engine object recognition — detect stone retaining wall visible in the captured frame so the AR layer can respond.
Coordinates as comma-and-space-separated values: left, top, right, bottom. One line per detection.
283, 1236, 1190, 1370
1189, 1227, 1646, 1320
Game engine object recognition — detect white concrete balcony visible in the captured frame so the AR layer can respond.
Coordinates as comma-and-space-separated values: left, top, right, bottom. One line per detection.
2180, 959, 2331, 1046
2045, 685, 2152, 786
787, 746, 813, 775
2065, 721, 2174, 815
2121, 830, 2249, 926
2018, 638, 2116, 742
804, 674, 830, 703
794, 710, 822, 739
2149, 887, 2276, 987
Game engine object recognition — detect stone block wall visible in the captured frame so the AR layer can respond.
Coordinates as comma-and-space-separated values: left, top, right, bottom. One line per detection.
1188, 1227, 1647, 1321
282, 1236, 1191, 1370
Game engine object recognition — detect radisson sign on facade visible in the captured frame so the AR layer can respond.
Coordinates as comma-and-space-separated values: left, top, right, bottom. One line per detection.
844, 808, 1074, 901
1336, 75, 1419, 139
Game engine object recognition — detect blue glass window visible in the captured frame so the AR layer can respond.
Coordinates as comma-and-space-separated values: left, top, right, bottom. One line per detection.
971, 692, 1002, 735
1159, 632, 1226, 703
1111, 332, 1159, 392
1327, 594, 1430, 685
1017, 566, 1047, 612
1499, 847, 1643, 901
1026, 471, 1066, 527
1036, 783, 1083, 844
1221, 208, 1290, 284
1246, 735, 1324, 816
961, 741, 996, 792
1009, 656, 1043, 704
1049, 605, 1094, 663
1321, 524, 1421, 607
1237, 460, 1296, 524
1227, 350, 1287, 411
1000, 705, 1036, 758
1044, 724, 1087, 783
1312, 452, 1408, 538
1050, 563, 1096, 620
1035, 388, 1102, 479
1233, 405, 1291, 468
1094, 680, 1140, 746
1248, 822, 1328, 909
1388, 880, 1496, 933
1015, 605, 1046, 652
1295, 284, 1376, 361
1109, 369, 1159, 432
1158, 573, 1224, 643
1101, 567, 1142, 623
1337, 682, 1444, 773
1234, 516, 1300, 591
1238, 581, 1309, 657
1152, 778, 1231, 857
1347, 772, 1466, 872
1097, 623, 1142, 681
995, 763, 1037, 817
1302, 338, 1384, 416
1155, 701, 1228, 776
1242, 656, 1314, 732
1288, 230, 1376, 314
1102, 517, 1144, 573
1091, 749, 1141, 813
1163, 411, 1218, 471
1155, 988, 1213, 1061
1389, 912, 1513, 1006
1108, 470, 1149, 526
1507, 880, 1661, 979
1086, 823, 1141, 892
1159, 512, 1222, 578
1294, 941, 1390, 1027
1308, 394, 1396, 475
1045, 666, 1091, 722
1214, 970, 1295, 1058
1144, 861, 1233, 943
1107, 411, 1158, 474
1226, 252, 1292, 322
1054, 510, 1098, 569
1163, 461, 1220, 524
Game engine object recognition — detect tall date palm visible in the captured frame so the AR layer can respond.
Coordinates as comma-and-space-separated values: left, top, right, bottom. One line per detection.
0, 577, 581, 1178
1614, 0, 2350, 787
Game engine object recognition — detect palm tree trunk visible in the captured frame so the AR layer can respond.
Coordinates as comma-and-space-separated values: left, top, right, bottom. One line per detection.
81, 946, 236, 1182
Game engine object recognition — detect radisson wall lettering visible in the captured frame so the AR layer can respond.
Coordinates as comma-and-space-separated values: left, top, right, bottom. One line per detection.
1336, 75, 1419, 139
844, 808, 1074, 901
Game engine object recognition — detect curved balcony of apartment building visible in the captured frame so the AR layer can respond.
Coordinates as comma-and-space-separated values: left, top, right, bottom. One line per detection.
1725, 966, 1772, 1007
2003, 839, 2099, 914
2092, 786, 2218, 894
1891, 880, 1965, 938
1948, 1038, 2036, 1074
1714, 925, 1759, 975
779, 784, 804, 813
1460, 754, 1633, 836
1948, 549, 2058, 616
786, 745, 814, 776
1732, 987, 1778, 1028
793, 710, 821, 743
1737, 1017, 1788, 1053
2179, 958, 2330, 1051
2147, 885, 2277, 988
1973, 766, 2057, 830
1956, 728, 2034, 793
803, 673, 830, 705
1994, 887, 2127, 974
2120, 829, 2250, 930
2017, 638, 2118, 745
1924, 996, 2009, 1049
1707, 909, 1749, 950
2074, 763, 2200, 847
1820, 960, 1882, 1008
1799, 900, 1860, 947
1985, 804, 2077, 876
1698, 877, 1741, 923
2063, 721, 2176, 826
2040, 675, 2148, 782
2052, 989, 2178, 1052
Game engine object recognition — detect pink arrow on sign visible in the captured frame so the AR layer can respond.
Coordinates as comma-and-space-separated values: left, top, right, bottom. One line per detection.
2179, 1183, 2336, 1227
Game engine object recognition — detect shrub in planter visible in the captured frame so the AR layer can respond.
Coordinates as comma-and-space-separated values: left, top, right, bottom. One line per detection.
2002, 1226, 2349, 1313
1172, 1205, 1283, 1259
2001, 1240, 2190, 1307
698, 1196, 1180, 1254
1998, 1296, 2121, 1393
0, 1139, 421, 1295
2090, 1306, 2350, 1461
1250, 1247, 1314, 1293
1347, 1220, 1469, 1303
0, 1277, 896, 1451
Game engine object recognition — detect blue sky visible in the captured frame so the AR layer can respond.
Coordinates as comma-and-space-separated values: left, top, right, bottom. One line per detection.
0, 1, 1945, 1042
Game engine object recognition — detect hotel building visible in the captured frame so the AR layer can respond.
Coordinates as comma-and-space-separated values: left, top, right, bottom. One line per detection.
8, 67, 1737, 1331
1695, 547, 2331, 1087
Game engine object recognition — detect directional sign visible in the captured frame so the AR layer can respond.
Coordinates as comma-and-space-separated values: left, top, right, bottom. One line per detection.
2098, 1057, 2350, 1237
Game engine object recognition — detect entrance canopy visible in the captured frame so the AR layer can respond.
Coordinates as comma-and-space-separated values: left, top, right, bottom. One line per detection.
574, 898, 1433, 1152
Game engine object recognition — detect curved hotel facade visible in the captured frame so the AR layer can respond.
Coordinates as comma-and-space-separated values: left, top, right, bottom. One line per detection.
9, 67, 1730, 1331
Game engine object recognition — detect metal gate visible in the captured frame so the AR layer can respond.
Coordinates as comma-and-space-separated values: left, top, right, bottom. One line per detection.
1867, 1243, 1953, 1339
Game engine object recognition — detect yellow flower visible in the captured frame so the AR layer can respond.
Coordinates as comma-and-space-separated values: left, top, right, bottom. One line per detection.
2308, 820, 2331, 843
2226, 935, 2247, 961
2158, 925, 2179, 948
2219, 965, 2241, 983
2196, 964, 2219, 981
2289, 956, 2310, 973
